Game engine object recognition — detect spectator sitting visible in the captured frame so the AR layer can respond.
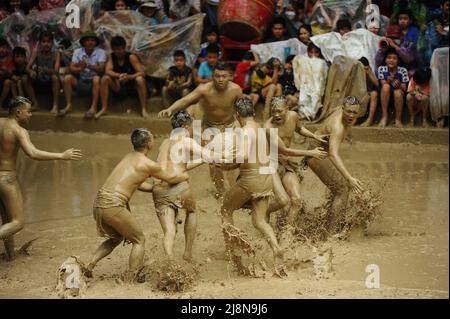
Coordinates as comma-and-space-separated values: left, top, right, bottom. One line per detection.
292, 3, 309, 30
376, 10, 421, 76
162, 50, 194, 108
279, 54, 298, 97
234, 50, 260, 105
266, 17, 289, 43
198, 27, 220, 64
407, 67, 432, 127
61, 31, 107, 118
359, 57, 380, 127
425, 0, 449, 63
27, 31, 61, 114
113, 0, 128, 10
377, 47, 409, 128
250, 57, 282, 120
168, 0, 200, 20
139, 0, 169, 26
298, 24, 313, 46
99, 36, 148, 119
11, 47, 39, 111
196, 43, 219, 85
0, 38, 13, 108
307, 42, 324, 59
336, 18, 352, 36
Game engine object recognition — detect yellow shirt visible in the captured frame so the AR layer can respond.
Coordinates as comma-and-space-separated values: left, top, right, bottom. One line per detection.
251, 71, 273, 93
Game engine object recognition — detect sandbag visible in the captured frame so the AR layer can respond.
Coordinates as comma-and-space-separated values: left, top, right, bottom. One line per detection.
430, 47, 449, 122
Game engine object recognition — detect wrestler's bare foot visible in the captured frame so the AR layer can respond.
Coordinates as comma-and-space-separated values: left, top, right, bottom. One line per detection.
183, 252, 193, 263
84, 264, 94, 278
394, 120, 403, 128
377, 118, 387, 128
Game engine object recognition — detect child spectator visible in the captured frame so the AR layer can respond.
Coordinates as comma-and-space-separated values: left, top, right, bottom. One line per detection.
298, 24, 313, 46
377, 48, 409, 128
198, 27, 220, 64
196, 43, 219, 85
114, 0, 128, 10
162, 50, 194, 108
359, 57, 380, 127
27, 31, 61, 114
234, 50, 260, 104
266, 17, 289, 43
279, 54, 298, 97
250, 57, 282, 119
139, 0, 169, 26
0, 38, 13, 108
62, 31, 106, 118
376, 10, 421, 76
407, 67, 432, 127
11, 46, 39, 110
99, 36, 148, 119
307, 42, 323, 59
336, 19, 352, 36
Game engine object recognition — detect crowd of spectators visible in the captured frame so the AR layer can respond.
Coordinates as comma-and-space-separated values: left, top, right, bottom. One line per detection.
0, 0, 448, 127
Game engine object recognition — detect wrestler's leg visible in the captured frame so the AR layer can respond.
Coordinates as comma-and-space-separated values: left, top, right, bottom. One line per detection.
0, 179, 24, 261
85, 237, 122, 276
181, 192, 197, 262
157, 208, 177, 261
102, 208, 146, 282
251, 197, 283, 258
209, 165, 225, 197
0, 198, 15, 261
282, 172, 303, 225
307, 158, 349, 233
267, 173, 290, 221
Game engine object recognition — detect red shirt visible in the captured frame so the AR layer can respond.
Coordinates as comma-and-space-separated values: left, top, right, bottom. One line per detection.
0, 55, 14, 80
233, 61, 252, 90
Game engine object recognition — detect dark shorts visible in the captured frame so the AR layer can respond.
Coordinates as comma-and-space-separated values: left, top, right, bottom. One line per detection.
113, 82, 135, 98
33, 79, 53, 93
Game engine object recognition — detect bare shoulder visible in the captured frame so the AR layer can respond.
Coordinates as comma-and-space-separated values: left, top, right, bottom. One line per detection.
229, 82, 243, 95
288, 110, 300, 123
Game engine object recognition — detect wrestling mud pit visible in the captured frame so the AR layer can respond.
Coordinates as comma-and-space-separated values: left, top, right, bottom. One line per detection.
0, 131, 448, 298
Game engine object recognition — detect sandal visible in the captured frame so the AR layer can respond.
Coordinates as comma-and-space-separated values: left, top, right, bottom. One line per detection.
84, 110, 95, 119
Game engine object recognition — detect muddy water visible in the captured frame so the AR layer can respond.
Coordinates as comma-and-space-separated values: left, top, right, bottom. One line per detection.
13, 132, 450, 292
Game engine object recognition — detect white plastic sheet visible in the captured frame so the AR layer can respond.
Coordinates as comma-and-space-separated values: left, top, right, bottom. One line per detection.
311, 28, 381, 75
292, 55, 328, 120
250, 38, 308, 64
430, 47, 449, 122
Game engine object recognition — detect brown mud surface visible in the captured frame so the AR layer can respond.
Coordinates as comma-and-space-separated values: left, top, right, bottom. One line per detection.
0, 132, 448, 298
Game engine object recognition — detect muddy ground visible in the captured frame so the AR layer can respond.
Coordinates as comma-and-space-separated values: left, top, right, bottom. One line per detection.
0, 132, 448, 298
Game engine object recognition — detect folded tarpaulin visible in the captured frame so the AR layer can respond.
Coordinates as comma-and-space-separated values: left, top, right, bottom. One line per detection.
250, 38, 308, 64
430, 47, 449, 123
292, 55, 328, 121
314, 55, 369, 123
311, 28, 381, 76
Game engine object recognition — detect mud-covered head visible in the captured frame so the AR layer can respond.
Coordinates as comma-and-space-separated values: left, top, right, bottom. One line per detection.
270, 96, 288, 124
341, 95, 361, 125
131, 128, 153, 151
9, 96, 32, 124
213, 61, 230, 91
171, 110, 193, 136
235, 97, 255, 121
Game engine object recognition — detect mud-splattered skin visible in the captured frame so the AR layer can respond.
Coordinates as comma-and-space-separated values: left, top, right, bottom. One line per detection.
0, 102, 82, 261
307, 104, 363, 232
263, 101, 328, 225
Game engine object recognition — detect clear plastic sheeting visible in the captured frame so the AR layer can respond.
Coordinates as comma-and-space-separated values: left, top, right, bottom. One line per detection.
309, 0, 368, 34
250, 38, 307, 64
0, 1, 205, 79
311, 28, 381, 75
315, 55, 369, 123
292, 55, 328, 121
430, 47, 449, 122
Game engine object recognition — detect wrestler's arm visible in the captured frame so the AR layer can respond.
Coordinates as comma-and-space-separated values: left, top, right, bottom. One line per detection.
16, 128, 82, 161
158, 85, 203, 117
327, 127, 363, 193
138, 180, 154, 192
295, 114, 329, 143
266, 128, 326, 158
147, 160, 189, 185
183, 137, 224, 164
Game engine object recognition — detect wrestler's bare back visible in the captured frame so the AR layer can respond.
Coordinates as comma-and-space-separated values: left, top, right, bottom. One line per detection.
240, 121, 269, 171
0, 118, 21, 171
156, 139, 188, 178
102, 153, 159, 199
314, 109, 350, 143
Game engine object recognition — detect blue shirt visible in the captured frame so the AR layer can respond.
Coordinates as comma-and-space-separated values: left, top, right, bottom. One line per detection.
377, 65, 409, 85
198, 61, 214, 80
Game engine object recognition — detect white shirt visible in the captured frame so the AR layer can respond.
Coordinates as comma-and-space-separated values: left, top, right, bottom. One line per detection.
72, 47, 107, 80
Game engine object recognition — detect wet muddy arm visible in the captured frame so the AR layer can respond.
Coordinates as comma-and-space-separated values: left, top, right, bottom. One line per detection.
166, 87, 202, 114
17, 129, 66, 160
327, 132, 354, 182
138, 180, 154, 192
149, 161, 189, 185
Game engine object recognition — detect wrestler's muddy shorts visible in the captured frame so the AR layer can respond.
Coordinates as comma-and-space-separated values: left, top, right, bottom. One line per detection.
92, 188, 130, 241
237, 169, 274, 203
278, 157, 302, 181
0, 171, 18, 212
152, 181, 194, 217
